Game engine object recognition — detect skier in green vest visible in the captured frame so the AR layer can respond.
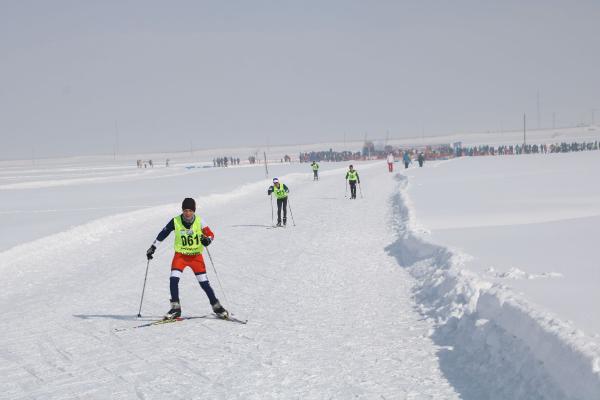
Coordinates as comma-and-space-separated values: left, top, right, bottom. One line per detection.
146, 198, 229, 320
345, 165, 360, 199
311, 161, 320, 181
267, 178, 290, 226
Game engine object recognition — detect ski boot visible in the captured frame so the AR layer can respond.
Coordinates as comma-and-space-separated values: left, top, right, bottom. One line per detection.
211, 300, 229, 319
276, 220, 282, 227
164, 300, 181, 320
283, 217, 287, 226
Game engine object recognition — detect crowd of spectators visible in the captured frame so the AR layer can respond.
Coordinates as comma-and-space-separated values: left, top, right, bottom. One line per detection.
136, 159, 154, 168
453, 141, 599, 157
299, 140, 600, 165
142, 140, 599, 169
213, 157, 240, 167
299, 149, 362, 163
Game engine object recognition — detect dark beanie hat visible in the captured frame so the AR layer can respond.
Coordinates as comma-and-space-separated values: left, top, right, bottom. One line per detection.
182, 198, 196, 211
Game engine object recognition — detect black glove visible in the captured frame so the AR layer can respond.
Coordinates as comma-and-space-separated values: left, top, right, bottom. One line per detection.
146, 245, 156, 260
200, 236, 212, 246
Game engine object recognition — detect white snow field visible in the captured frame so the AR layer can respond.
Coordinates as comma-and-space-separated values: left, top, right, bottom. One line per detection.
0, 160, 461, 399
1, 146, 600, 399
405, 151, 600, 336
398, 151, 600, 399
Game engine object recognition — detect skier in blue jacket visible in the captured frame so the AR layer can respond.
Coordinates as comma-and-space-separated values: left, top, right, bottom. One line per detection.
403, 151, 412, 169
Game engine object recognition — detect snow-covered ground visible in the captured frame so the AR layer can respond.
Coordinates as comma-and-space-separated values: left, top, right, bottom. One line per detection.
405, 151, 600, 337
399, 150, 600, 399
0, 159, 313, 252
0, 160, 463, 399
1, 133, 600, 399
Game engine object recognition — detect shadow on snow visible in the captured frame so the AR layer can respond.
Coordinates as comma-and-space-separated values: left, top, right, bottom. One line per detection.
73, 314, 162, 321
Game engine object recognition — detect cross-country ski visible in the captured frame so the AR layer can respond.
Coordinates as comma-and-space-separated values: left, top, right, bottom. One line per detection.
114, 315, 247, 332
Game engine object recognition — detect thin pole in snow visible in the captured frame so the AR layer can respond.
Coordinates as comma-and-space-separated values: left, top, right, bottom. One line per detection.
264, 152, 269, 177
137, 259, 151, 317
287, 198, 296, 226
205, 247, 229, 306
523, 113, 527, 146
270, 194, 274, 225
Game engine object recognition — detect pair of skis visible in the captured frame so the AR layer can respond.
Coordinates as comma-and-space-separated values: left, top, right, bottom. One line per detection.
114, 314, 247, 332
266, 224, 287, 229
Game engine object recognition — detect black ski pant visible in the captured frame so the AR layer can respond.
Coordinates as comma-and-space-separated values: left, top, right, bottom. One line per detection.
170, 272, 217, 304
313, 170, 318, 180
349, 181, 357, 199
277, 197, 288, 223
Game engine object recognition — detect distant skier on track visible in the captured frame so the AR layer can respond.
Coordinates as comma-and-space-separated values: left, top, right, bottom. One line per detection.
311, 161, 319, 181
418, 152, 425, 167
345, 165, 360, 199
403, 151, 412, 169
387, 153, 394, 172
267, 178, 289, 226
146, 197, 229, 320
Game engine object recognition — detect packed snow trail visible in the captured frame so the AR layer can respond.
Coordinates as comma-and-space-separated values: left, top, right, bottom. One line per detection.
0, 162, 460, 399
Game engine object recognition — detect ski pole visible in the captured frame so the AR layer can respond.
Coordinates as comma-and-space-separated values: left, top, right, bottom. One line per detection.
358, 183, 363, 198
287, 198, 296, 226
205, 247, 229, 306
345, 180, 348, 198
270, 194, 274, 225
137, 259, 151, 317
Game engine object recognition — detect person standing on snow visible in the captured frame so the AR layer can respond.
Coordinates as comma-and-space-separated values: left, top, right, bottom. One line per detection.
418, 152, 425, 167
311, 161, 320, 181
146, 198, 229, 320
403, 151, 412, 169
386, 153, 394, 172
345, 165, 360, 199
267, 178, 289, 226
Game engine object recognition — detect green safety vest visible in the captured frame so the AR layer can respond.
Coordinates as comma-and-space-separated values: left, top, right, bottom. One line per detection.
173, 215, 204, 255
273, 183, 288, 199
312, 163, 319, 171
347, 170, 358, 181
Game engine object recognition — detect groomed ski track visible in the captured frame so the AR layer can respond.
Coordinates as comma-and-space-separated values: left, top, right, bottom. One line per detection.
2, 161, 597, 399
0, 163, 460, 399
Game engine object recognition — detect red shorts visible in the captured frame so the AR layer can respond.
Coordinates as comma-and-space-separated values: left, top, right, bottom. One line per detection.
171, 252, 206, 274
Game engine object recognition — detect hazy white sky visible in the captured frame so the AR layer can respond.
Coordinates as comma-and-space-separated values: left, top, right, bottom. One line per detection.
1, 0, 599, 159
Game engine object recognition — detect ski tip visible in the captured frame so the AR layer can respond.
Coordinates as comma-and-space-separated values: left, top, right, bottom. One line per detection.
225, 316, 248, 324
213, 313, 248, 324
227, 318, 248, 324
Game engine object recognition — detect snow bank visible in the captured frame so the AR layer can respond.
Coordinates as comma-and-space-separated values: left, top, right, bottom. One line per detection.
386, 174, 600, 400
0, 178, 269, 270
0, 162, 367, 268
